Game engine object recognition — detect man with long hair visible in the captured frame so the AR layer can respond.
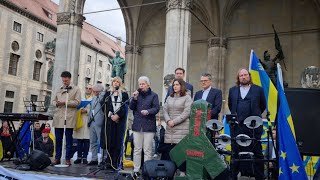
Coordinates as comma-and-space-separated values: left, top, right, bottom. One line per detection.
228, 68, 266, 180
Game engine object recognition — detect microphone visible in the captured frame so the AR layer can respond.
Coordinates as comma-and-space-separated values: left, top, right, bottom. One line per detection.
115, 86, 119, 91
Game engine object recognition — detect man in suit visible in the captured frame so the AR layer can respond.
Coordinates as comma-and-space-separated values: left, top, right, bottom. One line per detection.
194, 73, 222, 120
165, 67, 193, 102
228, 68, 266, 180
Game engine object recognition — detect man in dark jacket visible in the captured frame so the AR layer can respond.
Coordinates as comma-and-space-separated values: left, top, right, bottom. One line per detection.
129, 76, 160, 177
35, 128, 54, 157
228, 68, 266, 180
165, 67, 193, 102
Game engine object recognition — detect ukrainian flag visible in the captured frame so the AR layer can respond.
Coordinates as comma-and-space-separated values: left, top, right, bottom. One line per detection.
249, 50, 278, 122
277, 63, 307, 180
75, 99, 91, 130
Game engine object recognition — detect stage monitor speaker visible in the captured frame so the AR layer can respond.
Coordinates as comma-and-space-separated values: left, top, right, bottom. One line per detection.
28, 150, 51, 170
285, 88, 320, 156
142, 160, 176, 180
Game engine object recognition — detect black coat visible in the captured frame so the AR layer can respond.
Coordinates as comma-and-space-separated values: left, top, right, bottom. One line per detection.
129, 88, 160, 132
194, 87, 222, 120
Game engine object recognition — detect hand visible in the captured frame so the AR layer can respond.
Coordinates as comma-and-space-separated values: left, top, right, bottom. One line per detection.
111, 114, 120, 122
167, 120, 174, 128
81, 109, 87, 113
132, 91, 139, 100
268, 162, 273, 168
141, 110, 149, 116
56, 100, 65, 107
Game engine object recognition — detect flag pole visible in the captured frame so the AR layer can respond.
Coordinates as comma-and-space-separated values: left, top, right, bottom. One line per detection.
249, 49, 254, 71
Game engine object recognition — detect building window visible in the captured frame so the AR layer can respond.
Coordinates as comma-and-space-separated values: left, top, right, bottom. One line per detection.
86, 68, 91, 76
36, 32, 44, 42
85, 77, 91, 86
8, 53, 20, 76
87, 55, 92, 63
5, 91, 14, 98
4, 101, 14, 113
13, 21, 21, 33
33, 61, 42, 81
31, 94, 38, 102
99, 60, 102, 67
97, 81, 102, 84
11, 41, 19, 52
35, 50, 42, 59
95, 38, 101, 45
98, 72, 102, 80
107, 64, 110, 70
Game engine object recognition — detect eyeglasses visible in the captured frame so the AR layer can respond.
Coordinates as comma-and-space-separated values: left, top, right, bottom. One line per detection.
199, 80, 210, 83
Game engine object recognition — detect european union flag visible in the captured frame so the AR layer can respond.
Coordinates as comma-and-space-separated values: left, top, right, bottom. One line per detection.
277, 63, 307, 180
249, 50, 278, 122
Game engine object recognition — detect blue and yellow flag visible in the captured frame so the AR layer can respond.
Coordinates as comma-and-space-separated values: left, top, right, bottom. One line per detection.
277, 63, 307, 180
249, 50, 278, 122
75, 100, 91, 130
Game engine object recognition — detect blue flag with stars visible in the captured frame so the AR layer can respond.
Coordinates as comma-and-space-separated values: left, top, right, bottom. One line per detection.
277, 63, 307, 180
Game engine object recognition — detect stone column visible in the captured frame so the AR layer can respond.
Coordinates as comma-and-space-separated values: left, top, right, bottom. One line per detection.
207, 37, 227, 91
52, 0, 85, 96
162, 0, 193, 101
207, 37, 227, 114
124, 45, 141, 95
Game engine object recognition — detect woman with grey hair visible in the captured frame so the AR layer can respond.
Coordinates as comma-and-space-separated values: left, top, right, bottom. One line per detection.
129, 76, 160, 177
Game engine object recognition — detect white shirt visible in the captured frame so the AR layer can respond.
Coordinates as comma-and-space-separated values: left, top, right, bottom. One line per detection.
240, 85, 251, 99
201, 86, 212, 100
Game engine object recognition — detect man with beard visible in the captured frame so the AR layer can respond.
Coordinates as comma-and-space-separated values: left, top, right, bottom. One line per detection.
228, 68, 266, 180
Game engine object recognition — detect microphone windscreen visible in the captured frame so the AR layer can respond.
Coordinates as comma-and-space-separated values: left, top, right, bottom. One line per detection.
115, 86, 119, 91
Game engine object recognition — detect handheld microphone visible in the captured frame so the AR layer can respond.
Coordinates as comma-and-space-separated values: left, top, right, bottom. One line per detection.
115, 86, 119, 91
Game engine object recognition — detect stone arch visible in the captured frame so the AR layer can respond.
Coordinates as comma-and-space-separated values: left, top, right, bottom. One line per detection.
117, 0, 135, 45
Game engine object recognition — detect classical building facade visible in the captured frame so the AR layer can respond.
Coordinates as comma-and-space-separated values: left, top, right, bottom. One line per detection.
0, 0, 124, 113
117, 0, 320, 109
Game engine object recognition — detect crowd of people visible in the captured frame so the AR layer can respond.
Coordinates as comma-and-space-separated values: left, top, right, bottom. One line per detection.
0, 67, 269, 180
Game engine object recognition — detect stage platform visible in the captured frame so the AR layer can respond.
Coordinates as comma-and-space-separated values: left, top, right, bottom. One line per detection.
0, 160, 131, 180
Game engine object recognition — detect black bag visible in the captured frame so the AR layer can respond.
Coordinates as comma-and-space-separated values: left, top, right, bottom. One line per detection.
142, 160, 176, 180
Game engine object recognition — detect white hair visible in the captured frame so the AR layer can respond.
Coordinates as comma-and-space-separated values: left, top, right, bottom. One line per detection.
138, 76, 150, 85
93, 83, 104, 92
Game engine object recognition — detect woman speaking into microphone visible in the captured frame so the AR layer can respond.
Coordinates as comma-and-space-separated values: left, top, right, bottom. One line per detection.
100, 76, 129, 170
129, 76, 160, 177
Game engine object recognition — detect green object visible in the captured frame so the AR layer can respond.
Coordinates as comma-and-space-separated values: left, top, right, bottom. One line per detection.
109, 51, 126, 82
170, 100, 226, 180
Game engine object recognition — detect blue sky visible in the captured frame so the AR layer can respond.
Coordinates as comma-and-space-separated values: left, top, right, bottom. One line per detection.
52, 0, 126, 44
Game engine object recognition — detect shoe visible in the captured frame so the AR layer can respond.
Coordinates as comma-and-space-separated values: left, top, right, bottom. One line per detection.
87, 160, 98, 165
51, 159, 60, 165
65, 160, 72, 166
153, 154, 158, 158
180, 171, 186, 177
133, 172, 140, 179
82, 159, 88, 164
73, 158, 82, 164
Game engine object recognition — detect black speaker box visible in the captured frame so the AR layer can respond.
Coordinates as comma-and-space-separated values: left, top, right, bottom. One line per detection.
28, 150, 51, 170
142, 160, 176, 180
285, 88, 320, 155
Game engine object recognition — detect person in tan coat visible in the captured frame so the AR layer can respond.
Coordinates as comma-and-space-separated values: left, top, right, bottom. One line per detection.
162, 78, 193, 175
52, 71, 81, 166
73, 84, 93, 164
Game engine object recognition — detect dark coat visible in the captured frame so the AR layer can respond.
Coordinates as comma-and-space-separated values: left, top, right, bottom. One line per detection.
34, 137, 54, 157
129, 88, 160, 132
100, 91, 129, 150
228, 84, 266, 122
194, 87, 222, 120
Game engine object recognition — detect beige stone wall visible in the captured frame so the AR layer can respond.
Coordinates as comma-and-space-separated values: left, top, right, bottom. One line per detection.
224, 0, 319, 92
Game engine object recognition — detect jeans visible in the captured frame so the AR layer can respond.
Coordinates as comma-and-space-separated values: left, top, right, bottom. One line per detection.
55, 128, 73, 160
77, 139, 90, 159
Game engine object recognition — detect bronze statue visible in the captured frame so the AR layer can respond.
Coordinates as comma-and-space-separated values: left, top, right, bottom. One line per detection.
260, 25, 287, 87
109, 51, 126, 82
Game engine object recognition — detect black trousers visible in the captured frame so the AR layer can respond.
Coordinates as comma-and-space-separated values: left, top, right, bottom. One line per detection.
231, 123, 264, 180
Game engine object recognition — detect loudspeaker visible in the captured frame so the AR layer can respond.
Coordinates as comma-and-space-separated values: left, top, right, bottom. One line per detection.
285, 88, 320, 155
142, 160, 176, 180
28, 150, 51, 170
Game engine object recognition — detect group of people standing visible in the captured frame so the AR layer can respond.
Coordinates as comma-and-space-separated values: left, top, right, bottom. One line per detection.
51, 67, 266, 180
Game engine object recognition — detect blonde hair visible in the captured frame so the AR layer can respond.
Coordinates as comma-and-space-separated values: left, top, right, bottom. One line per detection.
111, 76, 125, 91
